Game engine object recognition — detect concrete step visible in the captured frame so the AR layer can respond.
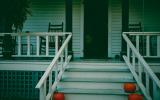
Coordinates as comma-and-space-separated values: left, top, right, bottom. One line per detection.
66, 65, 129, 72
62, 72, 135, 83
63, 94, 128, 100
57, 88, 128, 95
58, 82, 127, 90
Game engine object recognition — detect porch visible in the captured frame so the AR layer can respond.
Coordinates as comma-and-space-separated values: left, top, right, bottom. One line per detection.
0, 32, 160, 100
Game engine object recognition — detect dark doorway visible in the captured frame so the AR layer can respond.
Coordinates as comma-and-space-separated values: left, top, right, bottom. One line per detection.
84, 0, 108, 59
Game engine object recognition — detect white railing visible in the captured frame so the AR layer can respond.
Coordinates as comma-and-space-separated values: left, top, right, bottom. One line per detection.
125, 32, 160, 58
0, 32, 71, 57
35, 33, 72, 100
122, 32, 160, 100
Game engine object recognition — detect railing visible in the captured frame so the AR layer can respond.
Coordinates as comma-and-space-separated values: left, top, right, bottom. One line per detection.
35, 33, 72, 100
0, 32, 71, 57
126, 32, 160, 58
122, 32, 160, 100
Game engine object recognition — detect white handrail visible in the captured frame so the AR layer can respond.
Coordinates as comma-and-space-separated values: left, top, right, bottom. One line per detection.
35, 33, 72, 100
122, 32, 160, 100
36, 33, 71, 88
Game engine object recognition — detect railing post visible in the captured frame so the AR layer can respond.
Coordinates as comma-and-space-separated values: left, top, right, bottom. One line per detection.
18, 34, 21, 56
40, 82, 46, 100
146, 35, 150, 57
36, 36, 40, 56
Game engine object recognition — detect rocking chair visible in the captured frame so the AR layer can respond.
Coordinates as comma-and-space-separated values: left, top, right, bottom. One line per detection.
40, 22, 63, 54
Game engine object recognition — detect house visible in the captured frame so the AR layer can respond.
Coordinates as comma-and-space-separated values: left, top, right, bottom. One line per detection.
0, 0, 160, 100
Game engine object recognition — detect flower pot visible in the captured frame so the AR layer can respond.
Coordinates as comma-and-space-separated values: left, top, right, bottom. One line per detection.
128, 94, 143, 100
124, 83, 136, 93
53, 92, 65, 100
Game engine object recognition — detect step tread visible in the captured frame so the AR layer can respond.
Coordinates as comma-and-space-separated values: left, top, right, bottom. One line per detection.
58, 82, 138, 90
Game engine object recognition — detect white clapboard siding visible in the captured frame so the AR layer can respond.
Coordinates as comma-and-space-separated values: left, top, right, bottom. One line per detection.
108, 0, 122, 57
129, 0, 160, 32
22, 0, 82, 57
73, 0, 83, 57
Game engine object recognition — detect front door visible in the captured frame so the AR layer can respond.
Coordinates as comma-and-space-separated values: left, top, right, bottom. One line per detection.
84, 0, 108, 59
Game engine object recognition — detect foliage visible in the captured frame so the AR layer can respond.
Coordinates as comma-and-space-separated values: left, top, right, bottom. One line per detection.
0, 0, 31, 32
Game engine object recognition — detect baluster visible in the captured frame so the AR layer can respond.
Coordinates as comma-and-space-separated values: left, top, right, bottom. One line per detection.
157, 36, 160, 57
65, 44, 68, 62
127, 44, 130, 61
27, 34, 30, 56
146, 35, 150, 57
49, 72, 52, 93
36, 36, 40, 56
138, 61, 142, 82
18, 34, 21, 56
145, 70, 150, 95
46, 35, 49, 56
55, 36, 58, 54
136, 35, 139, 51
132, 52, 135, 71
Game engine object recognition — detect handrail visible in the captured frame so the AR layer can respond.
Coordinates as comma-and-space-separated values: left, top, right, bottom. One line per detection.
122, 32, 160, 100
35, 33, 72, 100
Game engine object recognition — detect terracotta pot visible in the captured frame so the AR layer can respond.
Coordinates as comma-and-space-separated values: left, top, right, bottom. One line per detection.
128, 94, 143, 100
53, 92, 65, 100
124, 83, 136, 93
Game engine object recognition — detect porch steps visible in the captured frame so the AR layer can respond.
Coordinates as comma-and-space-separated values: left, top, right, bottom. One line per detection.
57, 62, 137, 100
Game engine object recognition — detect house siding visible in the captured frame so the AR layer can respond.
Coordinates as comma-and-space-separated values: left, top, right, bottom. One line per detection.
23, 0, 83, 57
108, 0, 122, 58
129, 0, 160, 32
72, 0, 83, 57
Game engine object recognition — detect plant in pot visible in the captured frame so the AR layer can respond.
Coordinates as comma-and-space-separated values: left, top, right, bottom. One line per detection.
0, 0, 31, 58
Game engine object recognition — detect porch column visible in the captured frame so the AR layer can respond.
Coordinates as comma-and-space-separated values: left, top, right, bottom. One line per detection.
121, 0, 129, 58
65, 0, 73, 58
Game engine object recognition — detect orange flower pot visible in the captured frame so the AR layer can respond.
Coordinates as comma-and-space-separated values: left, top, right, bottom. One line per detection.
124, 83, 136, 93
53, 92, 65, 100
128, 94, 143, 100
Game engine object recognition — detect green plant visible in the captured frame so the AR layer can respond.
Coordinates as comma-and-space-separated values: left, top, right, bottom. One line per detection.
0, 0, 31, 32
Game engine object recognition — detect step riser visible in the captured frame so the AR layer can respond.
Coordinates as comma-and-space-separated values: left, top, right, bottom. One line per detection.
63, 94, 128, 100
58, 82, 127, 90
